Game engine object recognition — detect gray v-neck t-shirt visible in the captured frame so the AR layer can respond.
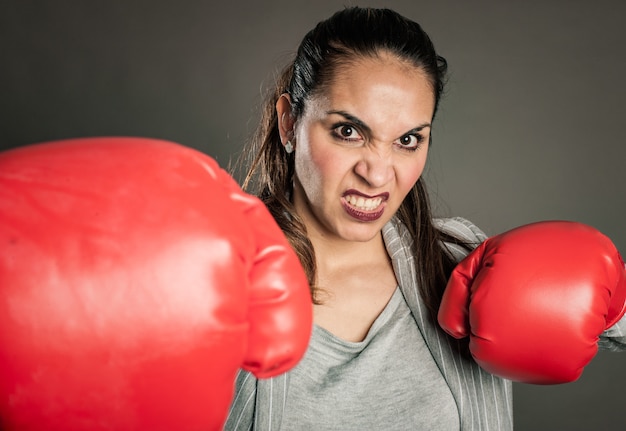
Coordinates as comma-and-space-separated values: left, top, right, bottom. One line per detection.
280, 287, 459, 430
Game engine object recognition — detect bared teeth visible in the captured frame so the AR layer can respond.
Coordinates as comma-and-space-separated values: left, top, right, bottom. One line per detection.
345, 195, 383, 210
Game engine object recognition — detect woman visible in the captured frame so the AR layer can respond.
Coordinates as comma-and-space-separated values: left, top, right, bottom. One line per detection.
225, 6, 626, 430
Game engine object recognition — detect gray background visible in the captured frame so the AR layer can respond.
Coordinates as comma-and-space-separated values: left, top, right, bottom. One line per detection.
1, 0, 624, 429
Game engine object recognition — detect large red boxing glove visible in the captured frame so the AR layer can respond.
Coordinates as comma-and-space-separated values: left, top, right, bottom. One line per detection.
0, 137, 312, 430
438, 221, 626, 384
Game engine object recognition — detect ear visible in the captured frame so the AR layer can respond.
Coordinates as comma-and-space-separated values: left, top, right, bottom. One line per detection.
276, 94, 296, 145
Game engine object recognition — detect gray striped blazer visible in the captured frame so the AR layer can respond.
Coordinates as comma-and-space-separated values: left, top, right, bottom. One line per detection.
224, 217, 626, 431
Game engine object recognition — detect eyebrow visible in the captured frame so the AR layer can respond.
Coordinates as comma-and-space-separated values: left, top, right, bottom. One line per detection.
326, 110, 432, 136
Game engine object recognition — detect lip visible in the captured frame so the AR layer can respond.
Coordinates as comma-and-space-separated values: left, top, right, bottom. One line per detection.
341, 189, 389, 222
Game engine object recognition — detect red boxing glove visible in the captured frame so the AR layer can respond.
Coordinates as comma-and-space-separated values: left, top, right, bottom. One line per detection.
0, 137, 312, 430
438, 221, 626, 384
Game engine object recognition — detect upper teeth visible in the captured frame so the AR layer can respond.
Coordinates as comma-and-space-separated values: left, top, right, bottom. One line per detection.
346, 195, 383, 210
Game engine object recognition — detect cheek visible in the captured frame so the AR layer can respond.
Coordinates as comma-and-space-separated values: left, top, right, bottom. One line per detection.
294, 143, 333, 204
294, 131, 346, 192
296, 150, 345, 199
397, 153, 428, 193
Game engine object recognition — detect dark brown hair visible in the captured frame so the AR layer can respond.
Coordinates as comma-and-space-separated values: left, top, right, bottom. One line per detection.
237, 7, 469, 319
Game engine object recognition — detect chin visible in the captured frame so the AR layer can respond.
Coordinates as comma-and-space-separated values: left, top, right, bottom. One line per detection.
335, 220, 387, 243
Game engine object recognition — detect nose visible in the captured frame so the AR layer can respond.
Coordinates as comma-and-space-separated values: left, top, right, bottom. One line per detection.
353, 147, 394, 188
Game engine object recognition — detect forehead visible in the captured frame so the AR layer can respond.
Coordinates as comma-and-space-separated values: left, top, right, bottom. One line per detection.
304, 53, 436, 129
333, 51, 431, 84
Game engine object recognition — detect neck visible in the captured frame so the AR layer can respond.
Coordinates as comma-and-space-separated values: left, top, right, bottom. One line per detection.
310, 228, 388, 276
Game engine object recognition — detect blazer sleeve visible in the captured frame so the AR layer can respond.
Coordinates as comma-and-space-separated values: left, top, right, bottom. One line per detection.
224, 370, 257, 431
599, 315, 626, 351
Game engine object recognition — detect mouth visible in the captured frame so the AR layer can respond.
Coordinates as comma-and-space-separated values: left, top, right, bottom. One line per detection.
345, 194, 384, 211
341, 190, 389, 222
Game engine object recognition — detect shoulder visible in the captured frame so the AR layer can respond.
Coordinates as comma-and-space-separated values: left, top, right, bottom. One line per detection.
433, 217, 487, 262
384, 216, 487, 258
433, 217, 488, 243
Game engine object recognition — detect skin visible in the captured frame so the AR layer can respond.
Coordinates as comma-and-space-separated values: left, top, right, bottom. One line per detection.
277, 53, 436, 342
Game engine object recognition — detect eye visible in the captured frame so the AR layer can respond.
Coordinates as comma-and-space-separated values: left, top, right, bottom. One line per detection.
395, 134, 424, 151
332, 124, 363, 142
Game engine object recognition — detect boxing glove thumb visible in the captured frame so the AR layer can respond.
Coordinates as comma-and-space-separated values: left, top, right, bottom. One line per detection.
216, 168, 312, 378
438, 220, 626, 384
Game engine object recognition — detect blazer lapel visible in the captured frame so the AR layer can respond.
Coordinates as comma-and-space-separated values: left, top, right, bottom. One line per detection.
383, 218, 512, 430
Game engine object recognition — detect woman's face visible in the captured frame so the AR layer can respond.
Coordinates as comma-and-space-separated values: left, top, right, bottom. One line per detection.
282, 54, 435, 244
